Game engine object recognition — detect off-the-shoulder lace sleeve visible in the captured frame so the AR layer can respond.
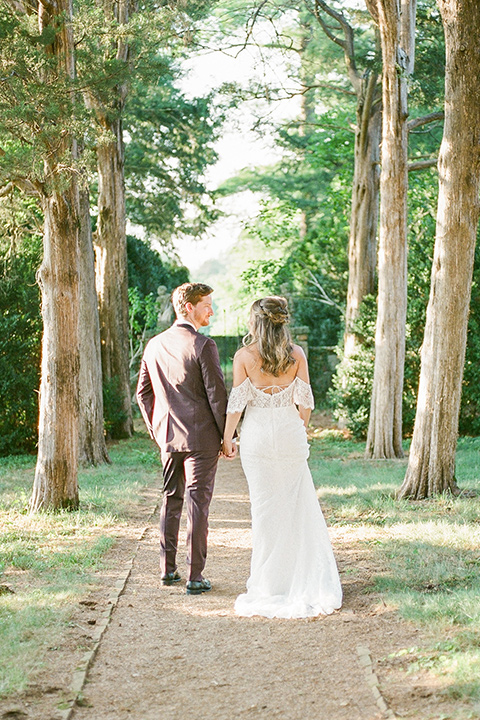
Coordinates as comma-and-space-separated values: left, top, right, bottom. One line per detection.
227, 378, 254, 414
293, 377, 315, 409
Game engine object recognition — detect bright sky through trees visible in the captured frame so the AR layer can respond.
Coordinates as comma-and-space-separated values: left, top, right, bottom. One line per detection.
174, 24, 300, 271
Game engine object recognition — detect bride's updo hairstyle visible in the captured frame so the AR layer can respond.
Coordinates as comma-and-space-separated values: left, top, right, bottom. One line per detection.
244, 296, 295, 376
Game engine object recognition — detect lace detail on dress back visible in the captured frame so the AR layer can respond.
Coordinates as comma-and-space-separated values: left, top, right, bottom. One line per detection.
226, 377, 255, 413
227, 376, 314, 414
292, 377, 315, 409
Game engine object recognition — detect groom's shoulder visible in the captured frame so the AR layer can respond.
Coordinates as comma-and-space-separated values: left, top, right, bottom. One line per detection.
143, 325, 178, 354
146, 324, 213, 352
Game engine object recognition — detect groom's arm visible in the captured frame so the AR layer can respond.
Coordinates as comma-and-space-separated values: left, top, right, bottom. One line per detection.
199, 337, 228, 437
136, 356, 155, 439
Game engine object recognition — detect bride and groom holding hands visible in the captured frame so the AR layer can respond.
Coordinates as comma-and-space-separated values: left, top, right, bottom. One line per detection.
136, 282, 342, 619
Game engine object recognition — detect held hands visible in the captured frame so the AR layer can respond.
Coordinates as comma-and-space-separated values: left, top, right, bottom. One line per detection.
221, 438, 237, 461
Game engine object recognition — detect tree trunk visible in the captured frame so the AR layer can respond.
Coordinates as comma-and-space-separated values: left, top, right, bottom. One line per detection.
31, 188, 81, 511
95, 117, 133, 438
365, 0, 416, 459
398, 0, 480, 499
298, 15, 316, 241
344, 71, 381, 358
30, 0, 81, 511
79, 185, 110, 465
94, 0, 133, 439
311, 3, 382, 356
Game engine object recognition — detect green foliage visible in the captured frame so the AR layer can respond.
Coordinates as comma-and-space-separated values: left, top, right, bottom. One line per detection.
327, 168, 480, 438
126, 235, 188, 299
212, 0, 448, 425
129, 287, 159, 344
410, 0, 445, 112
102, 376, 130, 439
0, 4, 89, 189
211, 2, 365, 375
0, 195, 42, 456
126, 235, 189, 391
230, 106, 354, 355
124, 76, 221, 242
460, 244, 480, 436
219, 103, 353, 401
327, 171, 437, 438
72, 1, 222, 244
328, 296, 376, 438
0, 227, 188, 451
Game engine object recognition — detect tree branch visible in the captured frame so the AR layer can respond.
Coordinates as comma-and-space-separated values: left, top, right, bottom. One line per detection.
2, 0, 28, 12
3, 0, 39, 13
408, 159, 437, 172
0, 178, 41, 196
306, 0, 361, 94
38, 0, 55, 12
359, 70, 381, 154
231, 0, 271, 57
364, 0, 379, 25
299, 263, 343, 312
408, 111, 444, 131
0, 182, 14, 197
312, 4, 345, 50
249, 79, 356, 102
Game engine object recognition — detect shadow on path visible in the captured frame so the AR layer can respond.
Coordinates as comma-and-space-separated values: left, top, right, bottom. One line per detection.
69, 458, 403, 720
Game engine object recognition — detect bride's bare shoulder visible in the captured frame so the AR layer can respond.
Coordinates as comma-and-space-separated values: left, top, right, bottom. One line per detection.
234, 344, 259, 364
291, 343, 309, 382
291, 344, 307, 361
232, 345, 259, 385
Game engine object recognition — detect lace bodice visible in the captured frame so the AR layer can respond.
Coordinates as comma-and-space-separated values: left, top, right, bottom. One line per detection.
226, 376, 314, 414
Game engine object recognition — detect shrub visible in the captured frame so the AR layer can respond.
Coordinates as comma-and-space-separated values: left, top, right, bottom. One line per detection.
328, 296, 376, 438
0, 238, 42, 455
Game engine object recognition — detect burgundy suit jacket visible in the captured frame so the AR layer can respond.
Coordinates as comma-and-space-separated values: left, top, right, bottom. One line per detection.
136, 323, 227, 455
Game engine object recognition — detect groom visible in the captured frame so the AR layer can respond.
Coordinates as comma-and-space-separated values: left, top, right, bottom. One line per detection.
136, 282, 233, 595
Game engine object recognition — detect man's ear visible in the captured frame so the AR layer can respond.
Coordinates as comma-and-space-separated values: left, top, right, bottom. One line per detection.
184, 301, 194, 314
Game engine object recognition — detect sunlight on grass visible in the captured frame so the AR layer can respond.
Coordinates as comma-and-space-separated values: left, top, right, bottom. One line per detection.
0, 429, 161, 699
0, 603, 65, 696
310, 432, 480, 707
390, 638, 480, 703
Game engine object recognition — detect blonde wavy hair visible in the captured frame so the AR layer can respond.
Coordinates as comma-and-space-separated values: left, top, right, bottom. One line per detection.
244, 296, 295, 376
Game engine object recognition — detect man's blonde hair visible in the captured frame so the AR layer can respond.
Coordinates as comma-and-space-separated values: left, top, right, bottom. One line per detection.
172, 283, 213, 317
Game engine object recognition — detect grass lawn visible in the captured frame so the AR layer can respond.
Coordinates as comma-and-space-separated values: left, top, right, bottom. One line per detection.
0, 428, 161, 698
2, 422, 480, 712
309, 429, 480, 707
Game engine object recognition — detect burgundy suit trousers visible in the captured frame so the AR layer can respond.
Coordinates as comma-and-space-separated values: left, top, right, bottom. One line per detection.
160, 450, 219, 582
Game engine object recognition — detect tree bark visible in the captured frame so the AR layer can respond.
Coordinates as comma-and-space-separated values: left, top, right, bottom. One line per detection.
95, 116, 133, 438
398, 0, 480, 498
365, 0, 416, 459
31, 187, 81, 511
344, 71, 381, 357
310, 2, 382, 358
30, 0, 81, 511
298, 15, 316, 241
94, 0, 133, 439
79, 185, 110, 465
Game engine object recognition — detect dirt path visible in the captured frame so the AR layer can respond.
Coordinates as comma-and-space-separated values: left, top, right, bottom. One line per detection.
50, 456, 459, 720
4, 451, 466, 720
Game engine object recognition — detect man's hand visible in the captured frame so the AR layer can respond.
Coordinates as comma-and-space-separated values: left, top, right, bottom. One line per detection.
221, 438, 237, 461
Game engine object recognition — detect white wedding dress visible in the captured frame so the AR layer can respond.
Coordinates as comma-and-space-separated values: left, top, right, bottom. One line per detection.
227, 376, 342, 619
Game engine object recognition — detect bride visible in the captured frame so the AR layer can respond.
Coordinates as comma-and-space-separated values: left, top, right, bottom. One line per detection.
222, 296, 342, 619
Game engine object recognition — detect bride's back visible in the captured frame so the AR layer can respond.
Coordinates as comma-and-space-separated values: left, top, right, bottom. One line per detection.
235, 343, 302, 393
